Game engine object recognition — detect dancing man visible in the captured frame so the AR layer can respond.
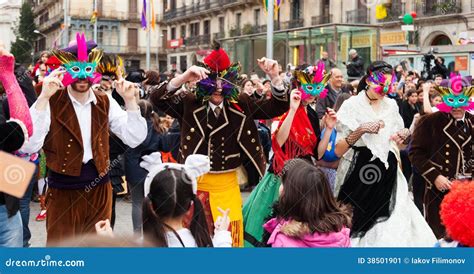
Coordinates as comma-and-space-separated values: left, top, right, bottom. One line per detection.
149, 43, 289, 247
21, 33, 147, 245
410, 75, 473, 239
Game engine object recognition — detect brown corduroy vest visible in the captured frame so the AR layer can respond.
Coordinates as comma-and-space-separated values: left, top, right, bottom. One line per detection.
42, 90, 110, 177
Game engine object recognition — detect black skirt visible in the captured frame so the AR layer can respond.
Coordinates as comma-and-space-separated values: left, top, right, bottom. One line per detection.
337, 146, 398, 238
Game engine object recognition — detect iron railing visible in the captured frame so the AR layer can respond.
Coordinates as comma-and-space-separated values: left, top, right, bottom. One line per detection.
311, 14, 333, 25
416, 0, 461, 17
163, 0, 252, 22
346, 8, 369, 24
184, 34, 211, 46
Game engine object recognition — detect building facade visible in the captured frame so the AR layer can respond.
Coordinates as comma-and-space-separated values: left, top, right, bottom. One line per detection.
159, 0, 263, 72
0, 0, 22, 52
32, 0, 165, 71
31, 0, 474, 75
378, 0, 474, 76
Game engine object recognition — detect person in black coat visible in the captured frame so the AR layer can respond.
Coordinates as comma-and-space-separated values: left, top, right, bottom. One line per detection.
399, 89, 420, 128
430, 57, 449, 79
345, 49, 364, 81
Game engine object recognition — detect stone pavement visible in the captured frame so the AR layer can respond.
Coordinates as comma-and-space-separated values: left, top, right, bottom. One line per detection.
28, 192, 251, 247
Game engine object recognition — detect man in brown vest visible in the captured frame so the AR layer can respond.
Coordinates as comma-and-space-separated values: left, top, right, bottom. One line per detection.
21, 34, 147, 245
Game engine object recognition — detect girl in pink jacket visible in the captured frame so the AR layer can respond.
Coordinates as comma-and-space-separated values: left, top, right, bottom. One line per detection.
263, 159, 352, 247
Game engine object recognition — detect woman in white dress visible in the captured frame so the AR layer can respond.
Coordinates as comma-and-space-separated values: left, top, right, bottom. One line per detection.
334, 61, 436, 247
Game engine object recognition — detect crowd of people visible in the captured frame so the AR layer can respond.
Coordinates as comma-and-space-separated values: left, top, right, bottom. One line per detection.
0, 33, 472, 249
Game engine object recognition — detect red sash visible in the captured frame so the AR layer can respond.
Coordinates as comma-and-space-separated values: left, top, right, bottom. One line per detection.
272, 106, 317, 174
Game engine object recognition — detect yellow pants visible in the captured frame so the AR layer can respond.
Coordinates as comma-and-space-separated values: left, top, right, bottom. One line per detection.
197, 171, 243, 247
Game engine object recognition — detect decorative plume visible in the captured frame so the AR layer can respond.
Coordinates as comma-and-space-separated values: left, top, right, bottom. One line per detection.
203, 40, 231, 73
433, 76, 474, 113
76, 33, 88, 62
293, 61, 331, 100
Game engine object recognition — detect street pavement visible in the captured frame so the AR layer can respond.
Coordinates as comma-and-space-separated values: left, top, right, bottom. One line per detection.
28, 192, 251, 247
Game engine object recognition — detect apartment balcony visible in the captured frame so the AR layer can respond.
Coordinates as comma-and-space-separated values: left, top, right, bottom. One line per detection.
33, 0, 57, 16
311, 14, 333, 25
213, 32, 226, 40
184, 34, 211, 47
416, 0, 461, 17
36, 14, 64, 33
229, 27, 241, 37
377, 2, 403, 22
346, 8, 369, 24
281, 18, 304, 29
163, 0, 254, 23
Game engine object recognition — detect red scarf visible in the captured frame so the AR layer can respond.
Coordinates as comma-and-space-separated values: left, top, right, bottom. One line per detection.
272, 106, 317, 174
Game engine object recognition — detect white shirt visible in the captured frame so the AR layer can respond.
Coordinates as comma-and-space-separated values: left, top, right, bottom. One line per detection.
208, 101, 224, 114
21, 89, 148, 163
165, 228, 232, 247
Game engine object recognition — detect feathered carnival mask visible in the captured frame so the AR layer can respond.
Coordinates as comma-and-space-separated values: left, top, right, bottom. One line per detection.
52, 33, 103, 86
293, 62, 331, 100
96, 54, 125, 81
366, 69, 397, 96
195, 43, 241, 104
434, 75, 474, 113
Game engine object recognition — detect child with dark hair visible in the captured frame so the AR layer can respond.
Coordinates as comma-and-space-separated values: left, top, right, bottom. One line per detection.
96, 154, 232, 247
141, 154, 231, 247
263, 159, 351, 247
243, 62, 337, 247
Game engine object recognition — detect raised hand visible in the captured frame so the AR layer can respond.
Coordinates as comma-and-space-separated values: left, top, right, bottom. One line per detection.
170, 66, 210, 89
323, 108, 337, 129
114, 78, 138, 102
422, 82, 432, 94
40, 68, 66, 99
289, 89, 301, 111
0, 46, 15, 75
257, 57, 280, 80
214, 207, 230, 233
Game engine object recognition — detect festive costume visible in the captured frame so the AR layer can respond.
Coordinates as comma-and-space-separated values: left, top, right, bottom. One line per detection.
52, 33, 103, 87
409, 76, 473, 239
21, 33, 147, 245
335, 68, 436, 246
149, 44, 289, 247
243, 64, 329, 247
